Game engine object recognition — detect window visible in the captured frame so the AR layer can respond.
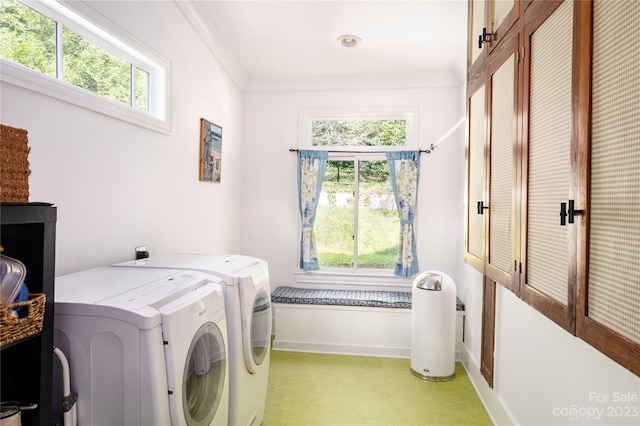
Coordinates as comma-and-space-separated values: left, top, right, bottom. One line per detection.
300, 108, 418, 278
316, 156, 399, 270
0, 0, 169, 133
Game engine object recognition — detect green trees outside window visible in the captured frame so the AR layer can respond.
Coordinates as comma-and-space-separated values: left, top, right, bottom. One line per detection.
311, 119, 406, 270
0, 0, 56, 77
312, 119, 406, 147
1, 0, 149, 112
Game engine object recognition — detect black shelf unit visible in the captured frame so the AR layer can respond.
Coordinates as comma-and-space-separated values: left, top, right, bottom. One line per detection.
1, 203, 57, 426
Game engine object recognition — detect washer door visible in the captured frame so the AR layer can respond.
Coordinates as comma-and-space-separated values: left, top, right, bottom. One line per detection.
250, 288, 271, 366
242, 289, 271, 374
183, 322, 226, 426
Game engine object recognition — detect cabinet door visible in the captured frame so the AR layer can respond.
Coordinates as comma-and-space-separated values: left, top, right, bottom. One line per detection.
519, 0, 574, 332
469, 0, 486, 73
488, 0, 519, 49
576, 0, 640, 375
464, 81, 487, 272
485, 33, 518, 289
480, 277, 497, 387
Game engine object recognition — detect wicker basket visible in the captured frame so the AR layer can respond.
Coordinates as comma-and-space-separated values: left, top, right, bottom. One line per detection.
0, 293, 45, 347
0, 123, 31, 203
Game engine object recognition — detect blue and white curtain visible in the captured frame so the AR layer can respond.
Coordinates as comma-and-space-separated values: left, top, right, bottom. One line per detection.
386, 151, 420, 277
297, 150, 328, 271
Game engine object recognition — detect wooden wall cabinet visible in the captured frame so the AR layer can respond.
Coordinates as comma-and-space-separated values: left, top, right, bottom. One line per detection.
468, 1, 530, 82
468, 0, 486, 75
486, 0, 529, 52
1, 203, 57, 426
465, 5, 522, 293
573, 0, 640, 375
466, 0, 640, 377
466, 0, 585, 329
518, 0, 575, 332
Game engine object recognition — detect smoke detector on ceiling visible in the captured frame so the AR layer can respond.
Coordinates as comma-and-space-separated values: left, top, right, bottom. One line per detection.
337, 34, 362, 48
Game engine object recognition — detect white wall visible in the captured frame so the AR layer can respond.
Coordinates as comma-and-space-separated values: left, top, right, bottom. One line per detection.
1, 1, 244, 276
457, 251, 640, 426
240, 84, 466, 291
493, 286, 639, 425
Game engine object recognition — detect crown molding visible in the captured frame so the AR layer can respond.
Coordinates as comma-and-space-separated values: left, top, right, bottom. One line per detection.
174, 0, 247, 91
174, 1, 464, 94
243, 72, 464, 93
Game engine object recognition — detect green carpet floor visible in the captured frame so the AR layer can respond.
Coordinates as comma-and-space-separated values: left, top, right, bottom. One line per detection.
263, 350, 492, 425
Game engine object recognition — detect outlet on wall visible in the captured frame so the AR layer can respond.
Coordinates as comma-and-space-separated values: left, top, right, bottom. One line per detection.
135, 246, 149, 259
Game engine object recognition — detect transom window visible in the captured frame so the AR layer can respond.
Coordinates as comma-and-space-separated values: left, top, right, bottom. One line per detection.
0, 0, 169, 133
311, 119, 407, 147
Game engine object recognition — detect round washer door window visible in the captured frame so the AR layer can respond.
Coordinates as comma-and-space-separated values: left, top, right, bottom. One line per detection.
183, 322, 226, 426
251, 289, 271, 365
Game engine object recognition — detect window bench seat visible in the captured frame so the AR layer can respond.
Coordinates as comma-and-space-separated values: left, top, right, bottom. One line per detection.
271, 286, 465, 359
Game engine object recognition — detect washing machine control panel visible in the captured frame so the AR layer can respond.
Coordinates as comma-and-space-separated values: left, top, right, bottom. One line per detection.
100, 271, 219, 310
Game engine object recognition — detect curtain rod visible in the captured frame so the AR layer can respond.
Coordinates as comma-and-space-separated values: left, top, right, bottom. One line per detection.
430, 117, 465, 149
289, 148, 432, 154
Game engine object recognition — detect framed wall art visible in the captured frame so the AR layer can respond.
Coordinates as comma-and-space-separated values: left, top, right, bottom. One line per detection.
199, 118, 222, 182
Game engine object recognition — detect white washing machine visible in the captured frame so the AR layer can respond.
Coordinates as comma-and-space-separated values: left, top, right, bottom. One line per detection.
114, 254, 272, 426
53, 267, 229, 426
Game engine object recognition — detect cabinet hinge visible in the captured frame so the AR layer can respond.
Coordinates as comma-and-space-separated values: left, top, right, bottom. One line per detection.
516, 51, 519, 64
521, 46, 525, 61
519, 262, 522, 274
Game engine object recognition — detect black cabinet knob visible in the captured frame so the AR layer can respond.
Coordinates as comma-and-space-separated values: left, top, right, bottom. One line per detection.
478, 27, 494, 48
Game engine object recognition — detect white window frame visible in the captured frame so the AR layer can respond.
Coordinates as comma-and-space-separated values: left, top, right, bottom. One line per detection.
300, 106, 419, 151
295, 106, 419, 288
0, 0, 171, 134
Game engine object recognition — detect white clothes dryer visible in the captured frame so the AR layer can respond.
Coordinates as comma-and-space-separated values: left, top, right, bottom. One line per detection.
53, 267, 229, 426
114, 254, 272, 426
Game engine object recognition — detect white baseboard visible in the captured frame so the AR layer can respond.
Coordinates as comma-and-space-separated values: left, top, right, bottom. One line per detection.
272, 303, 464, 361
461, 346, 514, 426
272, 339, 411, 359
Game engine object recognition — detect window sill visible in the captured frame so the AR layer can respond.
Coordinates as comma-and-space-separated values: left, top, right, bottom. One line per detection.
1, 60, 171, 135
294, 270, 414, 289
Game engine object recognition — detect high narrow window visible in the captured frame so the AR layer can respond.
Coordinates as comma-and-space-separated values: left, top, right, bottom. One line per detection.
0, 0, 56, 76
61, 27, 131, 107
134, 67, 149, 112
0, 0, 169, 132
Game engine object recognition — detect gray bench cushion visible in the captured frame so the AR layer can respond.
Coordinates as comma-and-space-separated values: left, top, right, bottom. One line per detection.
271, 286, 465, 311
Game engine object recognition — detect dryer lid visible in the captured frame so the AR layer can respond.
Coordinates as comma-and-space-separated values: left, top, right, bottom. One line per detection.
114, 253, 234, 272
207, 255, 267, 281
55, 267, 223, 329
55, 267, 180, 304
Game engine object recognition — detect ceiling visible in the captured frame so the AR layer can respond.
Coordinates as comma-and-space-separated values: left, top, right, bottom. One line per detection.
179, 1, 469, 91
